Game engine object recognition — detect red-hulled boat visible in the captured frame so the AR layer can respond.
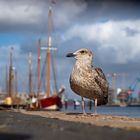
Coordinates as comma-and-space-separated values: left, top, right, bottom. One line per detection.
40, 96, 61, 110
39, 86, 65, 110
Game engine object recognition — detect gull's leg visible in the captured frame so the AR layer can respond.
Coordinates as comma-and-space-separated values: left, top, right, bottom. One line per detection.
81, 97, 86, 115
91, 98, 97, 115
94, 98, 97, 114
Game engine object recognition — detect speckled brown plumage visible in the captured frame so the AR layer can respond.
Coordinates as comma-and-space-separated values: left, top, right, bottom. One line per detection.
66, 48, 109, 106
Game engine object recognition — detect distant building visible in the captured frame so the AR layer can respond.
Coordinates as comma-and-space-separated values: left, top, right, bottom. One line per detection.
108, 88, 115, 105
117, 89, 128, 103
138, 92, 140, 102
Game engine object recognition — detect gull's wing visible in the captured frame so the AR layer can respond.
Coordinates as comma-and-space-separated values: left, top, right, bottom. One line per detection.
94, 67, 109, 92
95, 67, 107, 81
94, 67, 109, 105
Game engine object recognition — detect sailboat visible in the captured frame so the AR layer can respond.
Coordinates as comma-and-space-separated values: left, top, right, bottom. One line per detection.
3, 48, 23, 108
2, 48, 14, 106
38, 6, 65, 110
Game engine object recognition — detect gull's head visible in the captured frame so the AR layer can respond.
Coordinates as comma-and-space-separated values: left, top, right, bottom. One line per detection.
66, 48, 93, 62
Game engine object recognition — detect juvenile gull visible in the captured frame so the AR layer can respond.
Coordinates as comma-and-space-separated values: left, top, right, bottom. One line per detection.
66, 48, 109, 115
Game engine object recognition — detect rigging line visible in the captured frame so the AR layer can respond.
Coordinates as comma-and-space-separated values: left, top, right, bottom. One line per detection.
40, 53, 47, 93
32, 58, 38, 94
51, 50, 58, 92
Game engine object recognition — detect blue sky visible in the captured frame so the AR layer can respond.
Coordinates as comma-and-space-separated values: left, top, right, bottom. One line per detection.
0, 0, 140, 99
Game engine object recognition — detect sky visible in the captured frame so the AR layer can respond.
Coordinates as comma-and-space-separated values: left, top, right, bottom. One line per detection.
0, 0, 140, 99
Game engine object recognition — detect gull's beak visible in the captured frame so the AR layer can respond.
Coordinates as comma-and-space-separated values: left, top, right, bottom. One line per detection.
66, 53, 76, 57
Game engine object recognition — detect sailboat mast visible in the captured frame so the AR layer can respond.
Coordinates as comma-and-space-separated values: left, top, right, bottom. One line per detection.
8, 48, 13, 97
28, 52, 32, 96
15, 69, 18, 96
37, 39, 41, 97
46, 6, 53, 97
6, 65, 8, 94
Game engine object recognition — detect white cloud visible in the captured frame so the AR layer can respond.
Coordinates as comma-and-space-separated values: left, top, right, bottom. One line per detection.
63, 20, 140, 63
0, 1, 42, 25
0, 0, 87, 29
53, 0, 87, 27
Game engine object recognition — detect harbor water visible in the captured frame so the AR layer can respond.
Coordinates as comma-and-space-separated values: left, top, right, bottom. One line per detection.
61, 106, 140, 118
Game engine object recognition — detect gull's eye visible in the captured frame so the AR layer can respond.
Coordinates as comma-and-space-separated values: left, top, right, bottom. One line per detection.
80, 50, 86, 54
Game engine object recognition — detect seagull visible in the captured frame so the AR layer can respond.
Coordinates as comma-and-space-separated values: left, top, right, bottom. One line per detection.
66, 48, 109, 115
